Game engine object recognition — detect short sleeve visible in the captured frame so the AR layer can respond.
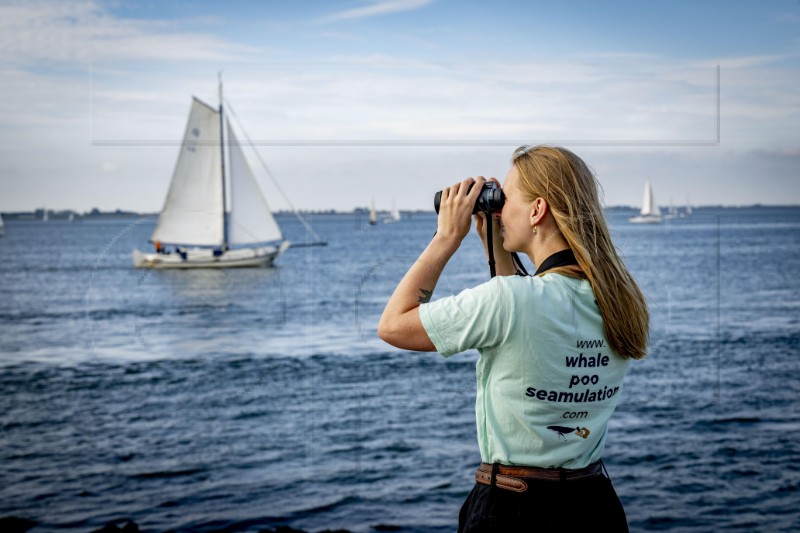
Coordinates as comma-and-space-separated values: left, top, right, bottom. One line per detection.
418, 276, 516, 356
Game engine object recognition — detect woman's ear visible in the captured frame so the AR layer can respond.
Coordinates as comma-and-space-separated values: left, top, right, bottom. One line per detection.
529, 197, 548, 227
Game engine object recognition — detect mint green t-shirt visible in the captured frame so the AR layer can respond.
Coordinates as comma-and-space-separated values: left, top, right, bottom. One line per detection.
419, 274, 629, 468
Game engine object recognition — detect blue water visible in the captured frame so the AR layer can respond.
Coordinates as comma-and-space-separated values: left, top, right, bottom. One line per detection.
1, 208, 799, 532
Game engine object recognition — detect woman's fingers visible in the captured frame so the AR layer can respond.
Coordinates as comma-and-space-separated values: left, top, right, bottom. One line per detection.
468, 177, 486, 205
474, 212, 487, 239
448, 177, 471, 204
447, 177, 484, 205
474, 211, 484, 228
437, 176, 487, 241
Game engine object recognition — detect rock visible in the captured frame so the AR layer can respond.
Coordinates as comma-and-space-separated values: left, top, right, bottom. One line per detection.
0, 516, 37, 533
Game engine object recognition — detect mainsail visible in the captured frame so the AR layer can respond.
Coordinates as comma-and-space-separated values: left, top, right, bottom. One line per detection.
227, 123, 283, 245
151, 98, 224, 246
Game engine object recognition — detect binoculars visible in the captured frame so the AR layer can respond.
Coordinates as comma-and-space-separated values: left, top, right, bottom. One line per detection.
433, 181, 505, 214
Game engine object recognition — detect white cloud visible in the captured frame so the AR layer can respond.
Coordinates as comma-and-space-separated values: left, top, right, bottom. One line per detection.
0, 0, 256, 65
320, 0, 435, 23
155, 58, 723, 145
694, 54, 790, 69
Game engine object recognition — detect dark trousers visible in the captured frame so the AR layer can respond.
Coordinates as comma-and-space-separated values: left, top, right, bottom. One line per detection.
458, 473, 629, 532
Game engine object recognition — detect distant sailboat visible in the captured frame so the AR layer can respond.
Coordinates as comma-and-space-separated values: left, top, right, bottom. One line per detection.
369, 199, 377, 226
384, 198, 401, 224
629, 181, 662, 224
42, 209, 48, 222
133, 78, 290, 269
0, 213, 4, 236
664, 197, 679, 220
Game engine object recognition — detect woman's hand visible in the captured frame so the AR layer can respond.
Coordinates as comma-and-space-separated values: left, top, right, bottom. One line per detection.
474, 212, 502, 245
436, 176, 486, 243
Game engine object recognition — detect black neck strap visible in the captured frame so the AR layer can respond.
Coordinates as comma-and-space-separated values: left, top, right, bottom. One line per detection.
534, 248, 579, 276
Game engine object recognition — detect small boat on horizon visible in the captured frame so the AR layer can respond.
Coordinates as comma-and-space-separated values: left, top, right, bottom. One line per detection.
383, 198, 401, 224
629, 180, 662, 224
369, 199, 377, 226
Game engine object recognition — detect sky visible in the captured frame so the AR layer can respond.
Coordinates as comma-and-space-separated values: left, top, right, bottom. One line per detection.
0, 0, 798, 213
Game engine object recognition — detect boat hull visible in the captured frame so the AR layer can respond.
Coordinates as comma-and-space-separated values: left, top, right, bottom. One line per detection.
629, 215, 662, 224
132, 242, 290, 269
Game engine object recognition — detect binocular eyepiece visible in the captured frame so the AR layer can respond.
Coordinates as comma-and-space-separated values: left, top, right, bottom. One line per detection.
433, 181, 505, 214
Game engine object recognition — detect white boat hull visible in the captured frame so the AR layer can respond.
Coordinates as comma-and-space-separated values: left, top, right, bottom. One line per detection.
132, 241, 290, 269
628, 215, 662, 224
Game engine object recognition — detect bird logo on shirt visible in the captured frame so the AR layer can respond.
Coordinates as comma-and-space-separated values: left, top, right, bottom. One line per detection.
547, 425, 591, 441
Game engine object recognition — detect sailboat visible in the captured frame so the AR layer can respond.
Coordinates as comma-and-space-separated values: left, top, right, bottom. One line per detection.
133, 79, 289, 269
384, 198, 401, 223
0, 213, 4, 237
369, 199, 377, 226
629, 180, 662, 224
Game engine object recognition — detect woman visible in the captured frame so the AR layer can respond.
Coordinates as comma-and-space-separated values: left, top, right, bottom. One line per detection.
378, 145, 648, 532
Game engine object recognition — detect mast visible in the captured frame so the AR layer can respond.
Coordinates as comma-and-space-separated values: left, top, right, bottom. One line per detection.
218, 72, 229, 249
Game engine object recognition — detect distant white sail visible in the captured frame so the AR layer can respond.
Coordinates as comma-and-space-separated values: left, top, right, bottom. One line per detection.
151, 98, 224, 246
227, 123, 283, 245
629, 180, 661, 224
384, 198, 401, 223
0, 213, 4, 236
640, 180, 657, 216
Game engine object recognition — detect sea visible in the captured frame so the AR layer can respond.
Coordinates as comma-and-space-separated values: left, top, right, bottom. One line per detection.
1, 207, 798, 532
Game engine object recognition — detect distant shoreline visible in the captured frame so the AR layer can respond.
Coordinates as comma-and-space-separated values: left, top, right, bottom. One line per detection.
1, 204, 799, 221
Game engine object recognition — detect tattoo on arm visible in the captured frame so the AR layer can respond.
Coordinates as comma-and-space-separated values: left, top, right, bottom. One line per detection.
417, 289, 433, 303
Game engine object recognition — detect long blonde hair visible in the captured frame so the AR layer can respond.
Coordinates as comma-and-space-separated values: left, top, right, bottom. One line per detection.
513, 145, 649, 359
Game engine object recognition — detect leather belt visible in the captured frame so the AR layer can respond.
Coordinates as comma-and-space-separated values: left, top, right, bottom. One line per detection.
475, 461, 605, 493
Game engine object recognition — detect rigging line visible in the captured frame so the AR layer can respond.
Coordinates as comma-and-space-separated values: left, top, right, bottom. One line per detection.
223, 98, 325, 244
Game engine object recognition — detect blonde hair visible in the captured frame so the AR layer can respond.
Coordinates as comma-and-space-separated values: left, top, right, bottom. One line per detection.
512, 145, 649, 359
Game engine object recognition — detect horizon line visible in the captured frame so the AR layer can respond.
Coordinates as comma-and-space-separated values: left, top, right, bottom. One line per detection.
2, 203, 799, 216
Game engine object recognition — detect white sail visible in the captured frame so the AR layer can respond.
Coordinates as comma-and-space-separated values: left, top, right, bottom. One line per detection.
227, 123, 283, 244
0, 213, 4, 236
151, 98, 224, 246
384, 198, 401, 223
640, 180, 657, 216
629, 180, 661, 223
